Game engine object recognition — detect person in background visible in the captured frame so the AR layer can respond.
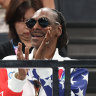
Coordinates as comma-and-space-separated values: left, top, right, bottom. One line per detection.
0, 0, 56, 59
0, 0, 10, 33
0, 0, 43, 59
41, 0, 55, 8
2, 8, 88, 96
0, 0, 10, 9
0, 0, 55, 33
0, 0, 55, 9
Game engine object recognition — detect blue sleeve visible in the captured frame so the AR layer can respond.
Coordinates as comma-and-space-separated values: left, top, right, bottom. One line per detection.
59, 68, 89, 96
71, 68, 88, 96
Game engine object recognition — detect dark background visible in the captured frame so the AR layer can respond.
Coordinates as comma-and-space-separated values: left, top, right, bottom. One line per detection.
54, 1, 96, 95
55, 0, 96, 23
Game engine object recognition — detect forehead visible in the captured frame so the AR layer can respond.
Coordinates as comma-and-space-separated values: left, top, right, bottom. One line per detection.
32, 8, 56, 21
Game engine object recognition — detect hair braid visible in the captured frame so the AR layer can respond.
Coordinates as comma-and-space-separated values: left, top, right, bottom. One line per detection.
51, 9, 69, 50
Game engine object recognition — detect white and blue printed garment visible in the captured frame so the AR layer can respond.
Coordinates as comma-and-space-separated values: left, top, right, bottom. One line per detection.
3, 48, 88, 96
27, 67, 88, 96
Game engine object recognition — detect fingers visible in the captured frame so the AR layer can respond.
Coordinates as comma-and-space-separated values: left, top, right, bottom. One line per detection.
17, 42, 29, 60
43, 27, 52, 45
18, 42, 22, 53
25, 47, 29, 60
17, 42, 24, 60
17, 68, 28, 80
38, 27, 52, 51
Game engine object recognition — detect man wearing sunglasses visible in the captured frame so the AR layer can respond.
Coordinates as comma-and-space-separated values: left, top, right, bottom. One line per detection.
2, 8, 88, 96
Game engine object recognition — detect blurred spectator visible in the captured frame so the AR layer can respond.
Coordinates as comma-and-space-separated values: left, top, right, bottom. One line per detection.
0, 8, 9, 33
0, 0, 11, 9
41, 0, 55, 8
0, 0, 43, 59
0, 0, 11, 33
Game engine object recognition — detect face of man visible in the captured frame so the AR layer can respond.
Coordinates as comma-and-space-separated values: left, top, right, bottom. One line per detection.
28, 8, 62, 49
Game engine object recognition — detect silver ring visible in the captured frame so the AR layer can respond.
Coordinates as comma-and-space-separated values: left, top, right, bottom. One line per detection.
45, 41, 49, 45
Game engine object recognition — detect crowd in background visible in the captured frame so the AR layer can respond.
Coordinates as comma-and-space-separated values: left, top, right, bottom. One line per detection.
0, 0, 55, 33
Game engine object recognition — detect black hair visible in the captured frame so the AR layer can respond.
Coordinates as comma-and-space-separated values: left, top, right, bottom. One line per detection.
51, 9, 68, 49
51, 9, 69, 56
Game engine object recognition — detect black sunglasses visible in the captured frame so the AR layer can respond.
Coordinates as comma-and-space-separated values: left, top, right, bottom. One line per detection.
26, 17, 50, 29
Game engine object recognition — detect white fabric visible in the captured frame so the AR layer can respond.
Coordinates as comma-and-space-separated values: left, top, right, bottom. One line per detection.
8, 73, 27, 92
3, 48, 70, 60
22, 80, 35, 96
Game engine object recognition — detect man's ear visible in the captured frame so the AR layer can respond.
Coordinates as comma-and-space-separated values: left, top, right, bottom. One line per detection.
58, 25, 62, 36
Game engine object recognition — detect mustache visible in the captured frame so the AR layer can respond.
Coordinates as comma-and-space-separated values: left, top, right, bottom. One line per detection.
31, 30, 46, 37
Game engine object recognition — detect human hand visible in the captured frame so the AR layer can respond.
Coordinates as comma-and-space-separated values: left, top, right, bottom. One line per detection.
17, 42, 29, 60
15, 69, 28, 80
15, 42, 29, 80
34, 27, 56, 59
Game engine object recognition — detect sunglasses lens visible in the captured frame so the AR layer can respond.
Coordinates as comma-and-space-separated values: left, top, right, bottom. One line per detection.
26, 19, 36, 29
39, 18, 49, 28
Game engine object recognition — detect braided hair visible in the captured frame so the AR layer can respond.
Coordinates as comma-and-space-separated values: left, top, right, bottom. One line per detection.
51, 9, 69, 51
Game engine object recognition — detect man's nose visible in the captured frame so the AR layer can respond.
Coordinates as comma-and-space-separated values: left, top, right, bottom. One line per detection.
32, 22, 41, 29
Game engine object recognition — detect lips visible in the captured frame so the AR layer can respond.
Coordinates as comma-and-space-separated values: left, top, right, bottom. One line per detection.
24, 32, 30, 35
31, 31, 45, 37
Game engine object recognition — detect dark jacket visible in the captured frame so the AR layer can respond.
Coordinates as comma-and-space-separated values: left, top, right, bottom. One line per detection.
0, 38, 33, 59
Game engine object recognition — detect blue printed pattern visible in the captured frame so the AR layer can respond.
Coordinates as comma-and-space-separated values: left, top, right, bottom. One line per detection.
27, 68, 88, 96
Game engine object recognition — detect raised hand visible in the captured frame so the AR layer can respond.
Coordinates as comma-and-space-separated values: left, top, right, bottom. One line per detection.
34, 27, 57, 60
15, 42, 29, 80
17, 42, 29, 60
